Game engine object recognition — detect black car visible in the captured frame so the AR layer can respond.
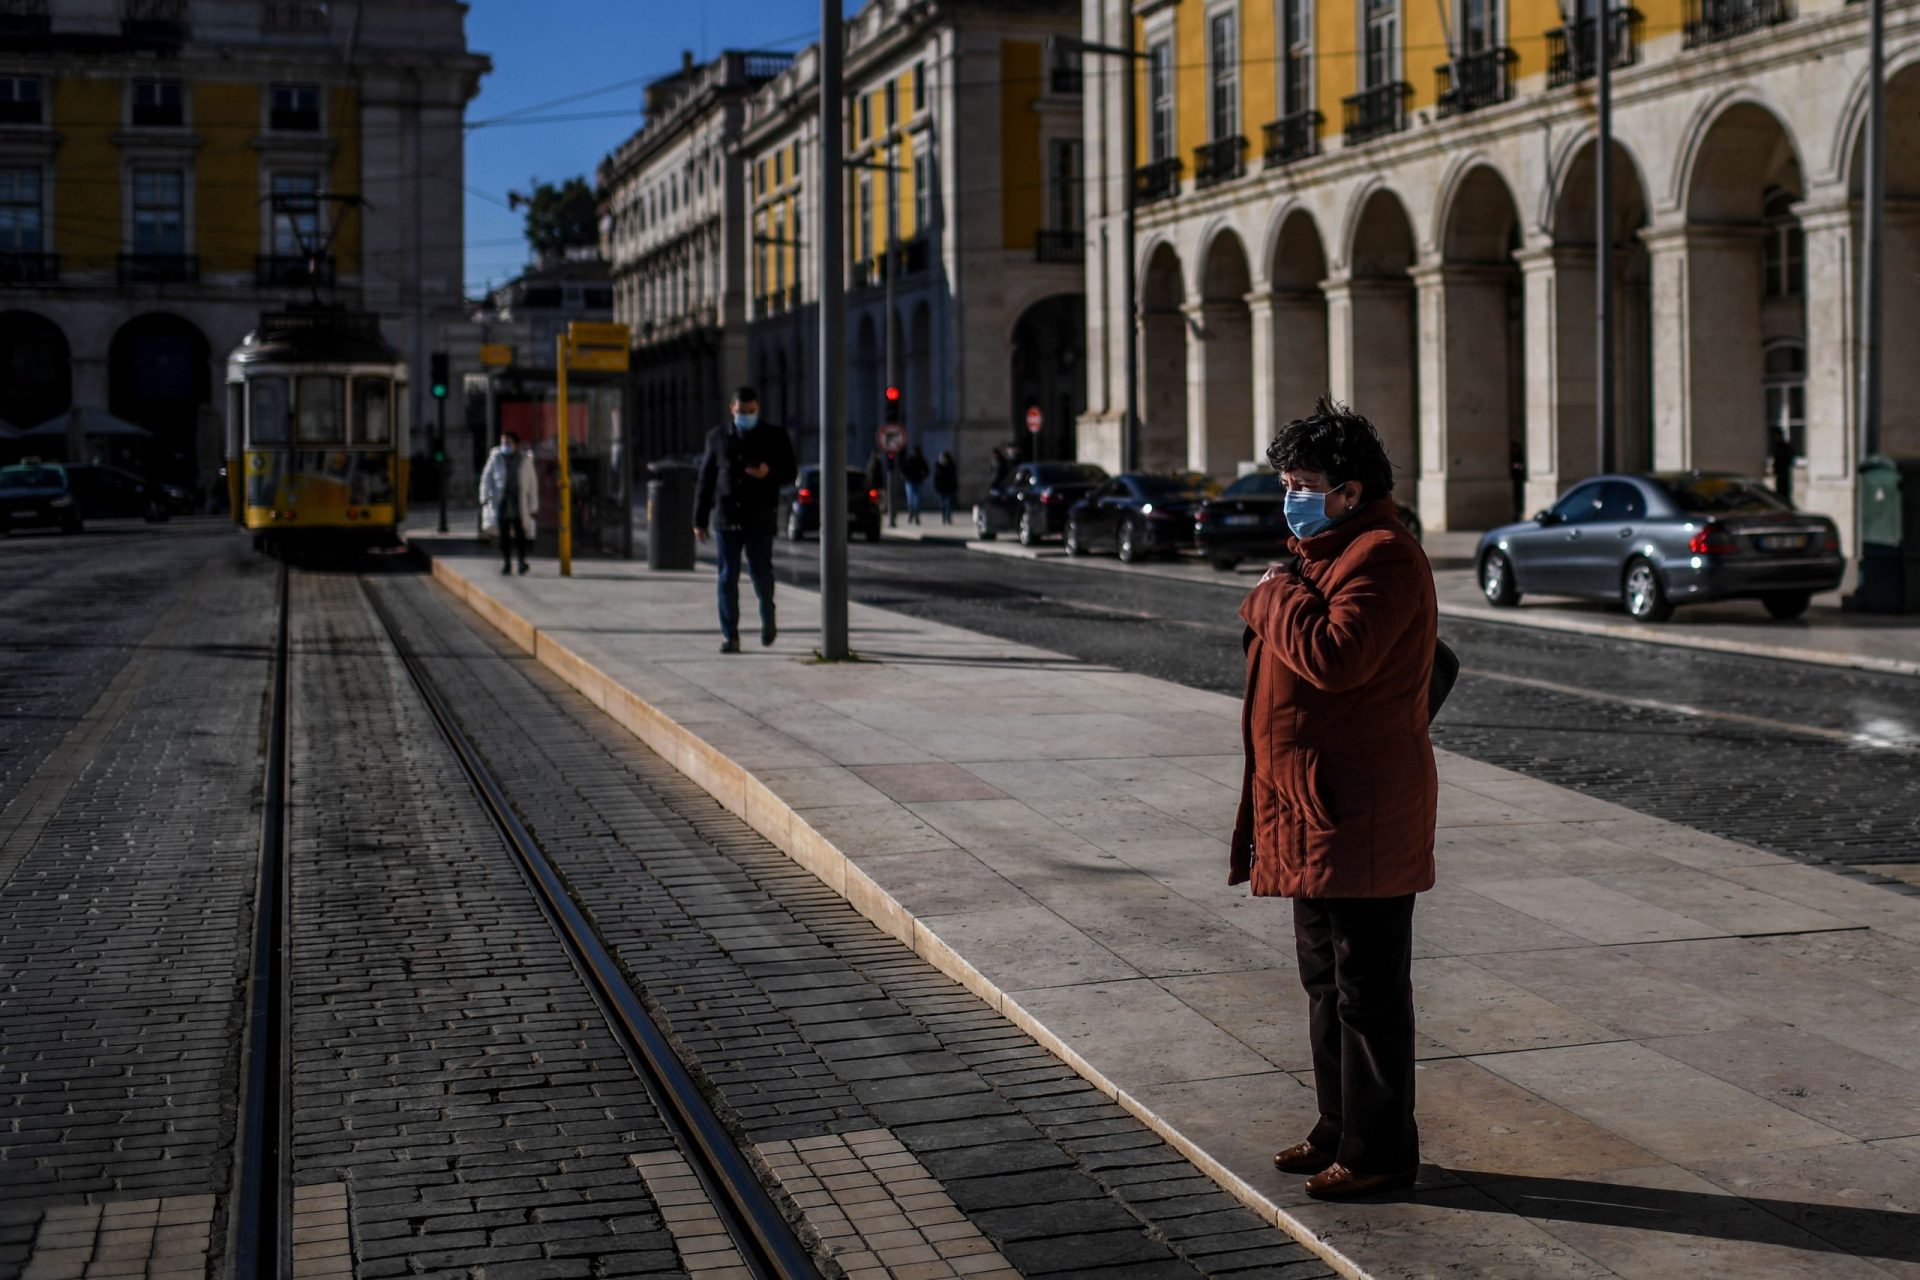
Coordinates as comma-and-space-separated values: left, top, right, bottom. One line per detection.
973, 461, 1110, 545
781, 467, 883, 542
1475, 472, 1844, 622
1064, 473, 1210, 563
64, 464, 174, 522
0, 463, 84, 534
1194, 473, 1425, 570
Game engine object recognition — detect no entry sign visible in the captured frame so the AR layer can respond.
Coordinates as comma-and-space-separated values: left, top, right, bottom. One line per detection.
1025, 406, 1043, 434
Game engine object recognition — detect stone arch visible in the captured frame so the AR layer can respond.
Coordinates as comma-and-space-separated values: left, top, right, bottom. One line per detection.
1337, 188, 1419, 480
1428, 165, 1527, 526
1010, 295, 1084, 463
1139, 242, 1189, 472
1265, 207, 1329, 437
108, 312, 211, 489
908, 301, 935, 448
0, 310, 72, 434
853, 312, 879, 448
1193, 228, 1254, 478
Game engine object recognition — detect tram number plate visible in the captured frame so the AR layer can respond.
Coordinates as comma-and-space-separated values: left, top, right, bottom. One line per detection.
1758, 534, 1807, 551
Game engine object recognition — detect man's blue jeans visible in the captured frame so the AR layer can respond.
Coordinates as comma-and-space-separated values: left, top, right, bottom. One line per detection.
714, 526, 776, 643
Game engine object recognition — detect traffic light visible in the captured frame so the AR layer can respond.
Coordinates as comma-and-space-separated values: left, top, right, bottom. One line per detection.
429, 352, 449, 400
883, 384, 901, 424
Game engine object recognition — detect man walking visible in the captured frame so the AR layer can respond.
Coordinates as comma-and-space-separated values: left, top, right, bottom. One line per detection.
900, 446, 930, 525
478, 430, 536, 576
1232, 398, 1437, 1201
694, 387, 797, 653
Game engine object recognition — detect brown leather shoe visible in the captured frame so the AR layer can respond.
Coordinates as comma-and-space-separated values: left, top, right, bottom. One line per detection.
1304, 1162, 1417, 1200
1272, 1141, 1336, 1175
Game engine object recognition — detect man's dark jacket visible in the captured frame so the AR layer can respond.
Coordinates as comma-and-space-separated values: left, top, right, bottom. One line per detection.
693, 421, 799, 534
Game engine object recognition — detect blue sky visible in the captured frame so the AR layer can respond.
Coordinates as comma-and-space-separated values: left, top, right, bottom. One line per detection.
462, 0, 853, 297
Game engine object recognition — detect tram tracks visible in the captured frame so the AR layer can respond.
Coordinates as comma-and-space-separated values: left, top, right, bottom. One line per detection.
224, 567, 821, 1278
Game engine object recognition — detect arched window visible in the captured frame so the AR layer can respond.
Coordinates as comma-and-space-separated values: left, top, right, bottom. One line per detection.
1764, 339, 1805, 456
1762, 186, 1803, 300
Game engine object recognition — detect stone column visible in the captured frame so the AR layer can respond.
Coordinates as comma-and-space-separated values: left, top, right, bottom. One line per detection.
1646, 223, 1766, 474
1323, 273, 1417, 477
1183, 298, 1252, 478
1246, 290, 1276, 465
1797, 199, 1856, 549
1515, 244, 1592, 514
1414, 262, 1517, 529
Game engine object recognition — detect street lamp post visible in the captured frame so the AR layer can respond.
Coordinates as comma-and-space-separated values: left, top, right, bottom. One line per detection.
1051, 31, 1147, 474
818, 0, 850, 659
1595, 0, 1615, 477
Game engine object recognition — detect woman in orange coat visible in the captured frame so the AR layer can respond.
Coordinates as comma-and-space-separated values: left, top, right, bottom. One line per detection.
1230, 398, 1437, 1200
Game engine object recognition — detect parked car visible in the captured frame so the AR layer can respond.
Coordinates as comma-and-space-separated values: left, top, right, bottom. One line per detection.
781, 466, 883, 542
1064, 473, 1211, 563
0, 462, 84, 534
1195, 473, 1425, 570
973, 461, 1109, 545
1475, 472, 1844, 622
64, 464, 173, 522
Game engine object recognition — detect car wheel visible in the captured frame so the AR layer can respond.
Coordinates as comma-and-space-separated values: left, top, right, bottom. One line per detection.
1763, 590, 1812, 620
1622, 557, 1673, 623
1480, 550, 1521, 607
1018, 507, 1038, 547
1117, 518, 1141, 564
973, 506, 995, 540
1210, 556, 1239, 572
1064, 517, 1087, 556
63, 515, 84, 535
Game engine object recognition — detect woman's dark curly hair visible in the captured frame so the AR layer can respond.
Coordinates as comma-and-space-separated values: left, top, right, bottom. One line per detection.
1265, 396, 1395, 502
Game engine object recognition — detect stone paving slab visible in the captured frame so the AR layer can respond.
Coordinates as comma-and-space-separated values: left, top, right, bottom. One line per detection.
407, 532, 1920, 1279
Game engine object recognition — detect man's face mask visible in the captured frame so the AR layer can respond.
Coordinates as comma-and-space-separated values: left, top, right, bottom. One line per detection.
500, 440, 516, 455
734, 411, 758, 430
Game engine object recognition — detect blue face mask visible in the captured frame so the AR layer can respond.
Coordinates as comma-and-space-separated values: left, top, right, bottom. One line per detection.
1284, 489, 1333, 539
733, 412, 758, 430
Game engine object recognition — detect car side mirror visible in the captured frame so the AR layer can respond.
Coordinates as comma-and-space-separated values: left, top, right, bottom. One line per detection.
1534, 510, 1560, 526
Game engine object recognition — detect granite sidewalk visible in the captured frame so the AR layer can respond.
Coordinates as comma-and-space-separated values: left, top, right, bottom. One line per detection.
407, 530, 1920, 1280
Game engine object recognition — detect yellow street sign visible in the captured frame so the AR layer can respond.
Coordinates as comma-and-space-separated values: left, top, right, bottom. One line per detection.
567, 321, 630, 346
479, 343, 513, 367
567, 345, 630, 373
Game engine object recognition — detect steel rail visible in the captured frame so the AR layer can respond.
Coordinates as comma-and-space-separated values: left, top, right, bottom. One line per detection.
359, 580, 821, 1280
230, 562, 292, 1279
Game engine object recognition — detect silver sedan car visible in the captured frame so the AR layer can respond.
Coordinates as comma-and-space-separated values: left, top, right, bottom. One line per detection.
1475, 473, 1844, 622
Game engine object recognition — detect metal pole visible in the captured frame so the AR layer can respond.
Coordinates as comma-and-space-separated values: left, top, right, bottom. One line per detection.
1121, 18, 1140, 474
556, 333, 573, 577
1859, 0, 1885, 466
1595, 0, 1615, 476
885, 150, 899, 526
435, 396, 449, 533
818, 0, 850, 659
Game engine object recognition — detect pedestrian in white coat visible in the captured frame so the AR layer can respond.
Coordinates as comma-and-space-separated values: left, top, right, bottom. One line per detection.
479, 431, 538, 575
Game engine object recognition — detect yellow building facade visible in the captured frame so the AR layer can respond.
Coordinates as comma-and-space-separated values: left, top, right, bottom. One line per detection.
1082, 0, 1920, 547
0, 1, 483, 495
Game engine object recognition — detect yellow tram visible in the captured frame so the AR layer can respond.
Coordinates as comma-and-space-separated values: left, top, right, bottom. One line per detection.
224, 308, 409, 550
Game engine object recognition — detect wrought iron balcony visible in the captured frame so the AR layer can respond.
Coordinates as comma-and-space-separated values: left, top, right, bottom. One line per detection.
1263, 110, 1323, 168
1035, 229, 1084, 264
1436, 47, 1519, 116
262, 0, 329, 30
1193, 136, 1248, 189
121, 0, 188, 43
0, 252, 57, 284
256, 254, 334, 288
1341, 82, 1413, 147
118, 253, 198, 284
1133, 157, 1182, 205
1547, 9, 1644, 87
1683, 0, 1792, 46
1049, 66, 1084, 94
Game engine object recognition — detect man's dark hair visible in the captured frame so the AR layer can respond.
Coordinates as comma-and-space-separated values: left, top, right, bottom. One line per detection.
733, 385, 758, 404
501, 431, 520, 445
1266, 396, 1395, 501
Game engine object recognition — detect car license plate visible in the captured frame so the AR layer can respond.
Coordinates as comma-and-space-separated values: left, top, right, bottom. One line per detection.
1224, 514, 1261, 527
1758, 533, 1807, 551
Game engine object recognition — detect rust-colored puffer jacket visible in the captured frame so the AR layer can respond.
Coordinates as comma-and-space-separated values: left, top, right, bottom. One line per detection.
1229, 499, 1438, 899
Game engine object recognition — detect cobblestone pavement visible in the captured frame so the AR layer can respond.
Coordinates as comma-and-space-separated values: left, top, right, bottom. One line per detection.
752, 539, 1920, 875
371, 572, 1336, 1280
0, 525, 275, 1275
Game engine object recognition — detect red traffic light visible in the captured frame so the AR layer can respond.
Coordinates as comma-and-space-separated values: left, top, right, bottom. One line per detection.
884, 385, 901, 403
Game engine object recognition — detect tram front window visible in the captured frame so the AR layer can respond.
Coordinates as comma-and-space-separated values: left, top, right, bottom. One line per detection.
249, 376, 290, 446
354, 377, 391, 445
296, 374, 344, 444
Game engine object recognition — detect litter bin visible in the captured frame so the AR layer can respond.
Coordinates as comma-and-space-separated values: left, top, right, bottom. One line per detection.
647, 461, 698, 571
1856, 455, 1920, 614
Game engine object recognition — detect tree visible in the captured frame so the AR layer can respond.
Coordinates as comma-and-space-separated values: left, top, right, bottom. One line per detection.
519, 177, 598, 258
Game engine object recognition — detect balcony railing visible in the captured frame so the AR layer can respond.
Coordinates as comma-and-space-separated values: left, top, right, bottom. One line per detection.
1436, 47, 1519, 116
1035, 229, 1084, 264
1049, 66, 1084, 94
1683, 0, 1791, 46
262, 0, 330, 31
1263, 110, 1322, 168
1133, 157, 1182, 205
121, 0, 188, 43
1193, 136, 1248, 189
256, 254, 334, 288
0, 0, 50, 36
269, 106, 320, 132
0, 251, 57, 284
1342, 81, 1413, 147
118, 253, 198, 284
1547, 9, 1644, 87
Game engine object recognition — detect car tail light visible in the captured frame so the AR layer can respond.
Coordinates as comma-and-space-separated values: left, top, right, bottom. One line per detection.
1688, 523, 1738, 555
1823, 529, 1841, 553
1194, 507, 1213, 524
1040, 489, 1065, 504
797, 487, 813, 502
